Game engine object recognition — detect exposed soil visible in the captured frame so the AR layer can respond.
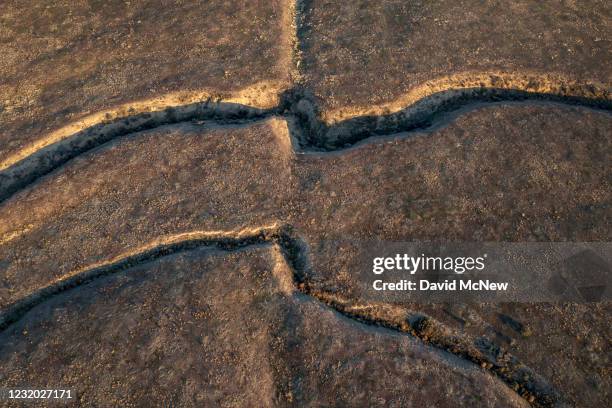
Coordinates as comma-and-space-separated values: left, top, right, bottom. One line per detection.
0, 1, 610, 407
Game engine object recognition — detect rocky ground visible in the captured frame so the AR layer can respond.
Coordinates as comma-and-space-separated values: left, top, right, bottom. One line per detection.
0, 1, 610, 407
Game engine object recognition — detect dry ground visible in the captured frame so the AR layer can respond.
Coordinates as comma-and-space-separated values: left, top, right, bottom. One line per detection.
0, 1, 610, 407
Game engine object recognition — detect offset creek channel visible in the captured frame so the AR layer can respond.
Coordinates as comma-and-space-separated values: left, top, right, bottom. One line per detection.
0, 224, 569, 407
1, 72, 610, 204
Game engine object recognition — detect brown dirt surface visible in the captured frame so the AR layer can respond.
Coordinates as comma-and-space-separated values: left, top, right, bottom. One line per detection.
0, 1, 610, 407
0, 247, 528, 407
0, 0, 293, 161
299, 0, 612, 117
1, 105, 610, 406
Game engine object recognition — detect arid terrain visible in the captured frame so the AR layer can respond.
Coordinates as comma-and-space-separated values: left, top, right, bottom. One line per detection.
0, 1, 610, 407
